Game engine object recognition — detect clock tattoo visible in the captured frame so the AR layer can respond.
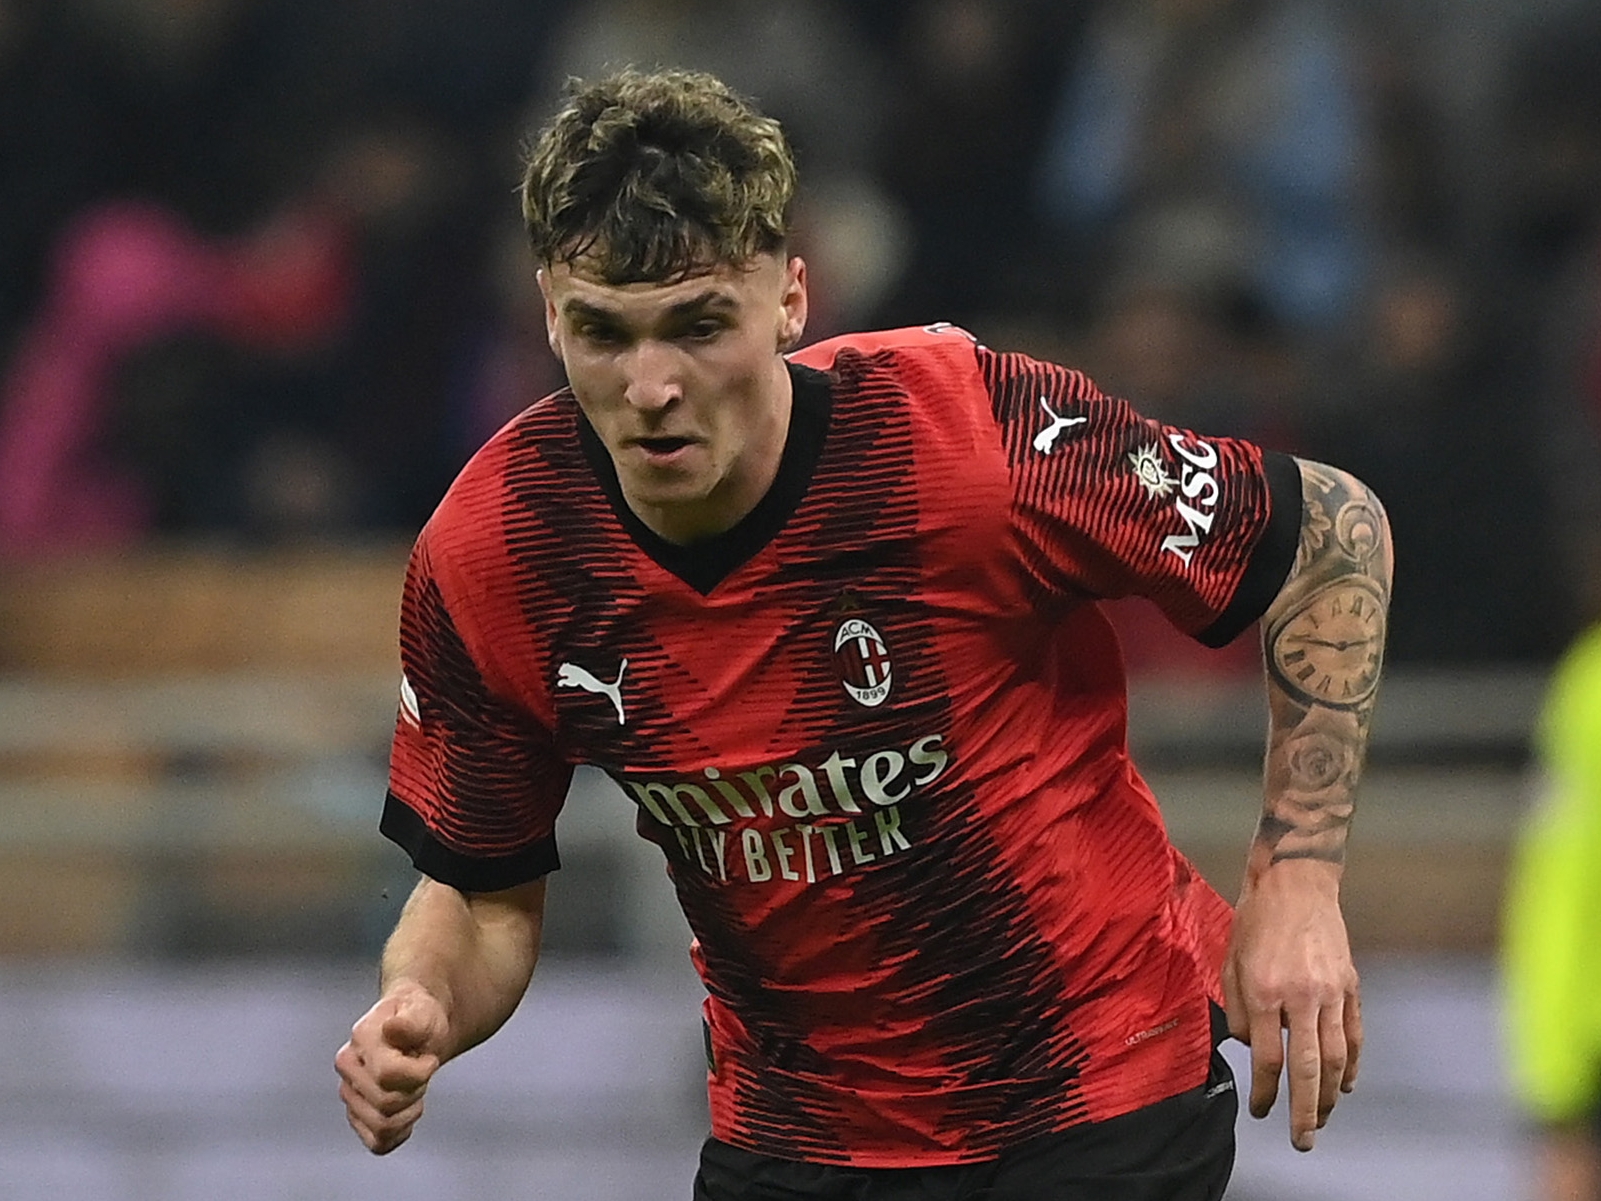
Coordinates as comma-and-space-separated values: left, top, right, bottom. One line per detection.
1269, 577, 1386, 708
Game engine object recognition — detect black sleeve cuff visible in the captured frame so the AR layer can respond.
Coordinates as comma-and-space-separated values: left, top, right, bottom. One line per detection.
1196, 451, 1302, 648
380, 791, 561, 892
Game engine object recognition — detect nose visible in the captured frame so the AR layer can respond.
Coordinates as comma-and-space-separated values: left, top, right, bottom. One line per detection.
621, 340, 682, 413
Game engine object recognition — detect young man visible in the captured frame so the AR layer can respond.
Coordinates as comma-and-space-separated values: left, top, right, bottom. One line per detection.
336, 68, 1391, 1200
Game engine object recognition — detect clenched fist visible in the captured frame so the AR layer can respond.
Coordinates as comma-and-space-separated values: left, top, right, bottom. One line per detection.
335, 982, 450, 1154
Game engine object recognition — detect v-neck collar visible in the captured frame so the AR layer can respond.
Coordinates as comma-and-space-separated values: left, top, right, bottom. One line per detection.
576, 361, 834, 595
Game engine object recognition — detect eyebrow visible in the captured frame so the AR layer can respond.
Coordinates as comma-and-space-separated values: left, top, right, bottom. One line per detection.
561, 290, 739, 324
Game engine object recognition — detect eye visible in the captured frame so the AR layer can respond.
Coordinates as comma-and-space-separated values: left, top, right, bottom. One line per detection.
576, 322, 626, 348
682, 318, 727, 342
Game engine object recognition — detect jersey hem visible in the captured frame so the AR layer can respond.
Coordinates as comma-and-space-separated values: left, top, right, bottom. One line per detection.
708, 1068, 1213, 1169
707, 1003, 1232, 1169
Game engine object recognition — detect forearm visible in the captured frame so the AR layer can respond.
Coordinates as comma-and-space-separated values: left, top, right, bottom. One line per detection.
1251, 459, 1393, 886
379, 876, 546, 1061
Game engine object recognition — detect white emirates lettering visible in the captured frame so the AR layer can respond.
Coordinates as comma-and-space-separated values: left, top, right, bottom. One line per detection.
618, 734, 949, 886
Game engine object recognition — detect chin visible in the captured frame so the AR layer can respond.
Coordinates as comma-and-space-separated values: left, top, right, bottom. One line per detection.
623, 473, 716, 510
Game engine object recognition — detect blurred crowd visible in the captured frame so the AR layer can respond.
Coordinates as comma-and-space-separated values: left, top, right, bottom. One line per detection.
3, 0, 1601, 666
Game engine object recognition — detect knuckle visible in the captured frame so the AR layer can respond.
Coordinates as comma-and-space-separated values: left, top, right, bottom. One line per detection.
1254, 1044, 1286, 1071
376, 1067, 426, 1095
376, 1090, 420, 1117
347, 1113, 378, 1151
372, 1114, 411, 1145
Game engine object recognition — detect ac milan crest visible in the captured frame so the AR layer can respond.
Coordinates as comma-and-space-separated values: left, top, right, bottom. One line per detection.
833, 617, 893, 708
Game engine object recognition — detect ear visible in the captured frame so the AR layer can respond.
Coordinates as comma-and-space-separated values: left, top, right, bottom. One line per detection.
536, 268, 563, 360
777, 256, 809, 352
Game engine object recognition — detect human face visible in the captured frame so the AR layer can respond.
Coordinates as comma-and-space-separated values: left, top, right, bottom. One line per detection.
540, 253, 808, 544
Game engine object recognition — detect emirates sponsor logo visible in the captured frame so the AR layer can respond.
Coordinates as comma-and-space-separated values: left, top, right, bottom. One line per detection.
834, 617, 893, 708
614, 733, 950, 886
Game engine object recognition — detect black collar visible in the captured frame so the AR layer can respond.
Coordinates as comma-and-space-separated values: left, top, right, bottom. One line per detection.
576, 362, 834, 594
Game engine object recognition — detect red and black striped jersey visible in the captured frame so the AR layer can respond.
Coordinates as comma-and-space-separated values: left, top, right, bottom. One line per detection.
383, 323, 1301, 1166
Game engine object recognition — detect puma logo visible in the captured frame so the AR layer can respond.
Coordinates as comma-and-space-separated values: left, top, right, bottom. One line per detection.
1032, 395, 1089, 454
556, 659, 628, 725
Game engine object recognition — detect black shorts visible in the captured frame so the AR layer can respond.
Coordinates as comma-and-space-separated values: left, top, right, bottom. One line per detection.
692, 1040, 1237, 1201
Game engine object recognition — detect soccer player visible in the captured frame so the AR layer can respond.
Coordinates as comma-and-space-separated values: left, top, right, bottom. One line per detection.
1503, 621, 1601, 1201
335, 67, 1391, 1200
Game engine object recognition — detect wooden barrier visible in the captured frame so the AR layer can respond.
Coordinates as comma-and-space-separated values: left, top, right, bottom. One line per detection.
0, 542, 409, 674
0, 545, 1544, 958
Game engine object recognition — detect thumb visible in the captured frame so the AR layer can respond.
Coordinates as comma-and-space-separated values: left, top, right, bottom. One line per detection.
380, 992, 442, 1055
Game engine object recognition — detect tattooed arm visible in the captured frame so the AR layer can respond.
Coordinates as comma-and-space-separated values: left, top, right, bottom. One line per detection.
1222, 458, 1392, 1153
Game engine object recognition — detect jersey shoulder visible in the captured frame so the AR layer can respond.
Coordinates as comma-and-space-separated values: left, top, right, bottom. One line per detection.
789, 325, 1000, 435
429, 390, 575, 529
414, 388, 585, 597
453, 389, 576, 489
790, 323, 986, 371
791, 325, 1105, 417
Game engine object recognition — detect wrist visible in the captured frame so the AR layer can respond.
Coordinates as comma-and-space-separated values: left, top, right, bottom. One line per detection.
381, 972, 454, 1022
1241, 845, 1344, 899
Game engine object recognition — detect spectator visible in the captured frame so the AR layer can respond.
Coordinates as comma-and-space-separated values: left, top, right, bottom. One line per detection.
1304, 252, 1566, 663
0, 194, 356, 553
0, 0, 573, 545
1035, 0, 1373, 344
1503, 11, 1601, 638
870, 0, 1088, 331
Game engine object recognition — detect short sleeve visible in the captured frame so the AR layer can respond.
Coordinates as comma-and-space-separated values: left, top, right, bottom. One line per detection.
980, 346, 1301, 646
382, 530, 574, 892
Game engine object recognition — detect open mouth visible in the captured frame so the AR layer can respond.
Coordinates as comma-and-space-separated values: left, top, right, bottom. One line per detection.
635, 436, 694, 455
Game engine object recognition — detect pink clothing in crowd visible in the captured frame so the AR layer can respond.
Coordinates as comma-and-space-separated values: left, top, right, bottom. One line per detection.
0, 199, 352, 556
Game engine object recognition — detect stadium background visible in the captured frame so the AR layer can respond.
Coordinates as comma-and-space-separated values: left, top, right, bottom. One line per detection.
2, 0, 1599, 1196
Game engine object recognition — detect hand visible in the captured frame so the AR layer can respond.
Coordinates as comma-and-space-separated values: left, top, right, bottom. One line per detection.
335, 981, 449, 1154
1221, 860, 1361, 1152
1535, 1125, 1601, 1201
